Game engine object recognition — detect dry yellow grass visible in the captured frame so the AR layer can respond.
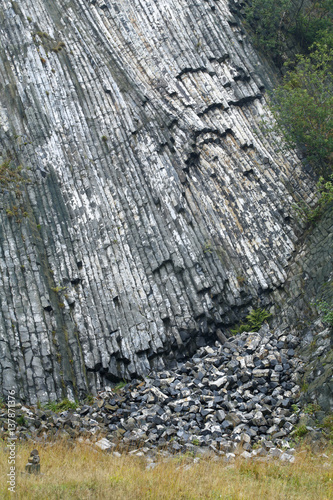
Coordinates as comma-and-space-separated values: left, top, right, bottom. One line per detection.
1, 440, 333, 499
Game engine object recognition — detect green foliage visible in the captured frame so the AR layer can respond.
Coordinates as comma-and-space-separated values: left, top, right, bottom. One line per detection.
294, 424, 308, 438
292, 1, 333, 51
243, 0, 333, 58
316, 299, 333, 327
34, 31, 49, 39
84, 394, 95, 405
244, 2, 333, 189
203, 240, 213, 254
236, 275, 246, 286
51, 285, 67, 293
244, 0, 292, 56
323, 414, 333, 430
291, 403, 299, 413
294, 175, 333, 223
1, 158, 30, 222
44, 398, 79, 413
113, 381, 127, 392
5, 204, 28, 223
303, 403, 321, 415
301, 382, 309, 393
231, 308, 272, 334
322, 415, 333, 440
312, 176, 333, 211
0, 158, 29, 197
269, 44, 333, 177
16, 415, 26, 426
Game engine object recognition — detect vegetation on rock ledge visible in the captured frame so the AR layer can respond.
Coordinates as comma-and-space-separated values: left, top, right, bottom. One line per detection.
44, 398, 79, 413
0, 157, 29, 197
231, 307, 272, 334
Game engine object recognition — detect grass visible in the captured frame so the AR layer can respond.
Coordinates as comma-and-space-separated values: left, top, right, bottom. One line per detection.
43, 399, 79, 413
113, 380, 127, 392
323, 416, 333, 441
0, 440, 333, 499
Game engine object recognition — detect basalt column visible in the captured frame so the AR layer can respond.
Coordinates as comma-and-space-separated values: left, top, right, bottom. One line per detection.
0, 0, 315, 403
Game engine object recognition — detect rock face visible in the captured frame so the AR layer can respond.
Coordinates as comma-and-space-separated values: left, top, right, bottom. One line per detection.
271, 207, 333, 411
0, 0, 319, 403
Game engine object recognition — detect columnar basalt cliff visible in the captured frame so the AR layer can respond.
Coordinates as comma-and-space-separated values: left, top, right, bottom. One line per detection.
0, 0, 324, 404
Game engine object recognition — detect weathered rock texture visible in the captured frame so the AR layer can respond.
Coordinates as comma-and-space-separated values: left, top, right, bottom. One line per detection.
275, 207, 333, 411
0, 0, 319, 403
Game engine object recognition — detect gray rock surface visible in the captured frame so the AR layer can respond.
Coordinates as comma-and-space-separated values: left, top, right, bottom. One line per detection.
0, 0, 328, 404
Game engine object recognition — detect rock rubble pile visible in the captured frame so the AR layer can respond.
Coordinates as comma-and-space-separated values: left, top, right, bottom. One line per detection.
1, 326, 311, 462
96, 326, 304, 460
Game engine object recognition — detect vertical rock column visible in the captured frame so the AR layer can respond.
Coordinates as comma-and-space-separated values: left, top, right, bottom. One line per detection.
0, 0, 316, 402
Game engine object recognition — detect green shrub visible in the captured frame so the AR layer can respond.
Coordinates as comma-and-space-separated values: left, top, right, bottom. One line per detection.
294, 175, 333, 223
35, 31, 49, 39
322, 415, 333, 432
303, 403, 321, 415
269, 43, 333, 178
322, 415, 333, 441
231, 308, 272, 334
44, 398, 79, 413
16, 415, 26, 426
244, 1, 333, 189
294, 424, 308, 437
301, 382, 309, 393
316, 299, 333, 327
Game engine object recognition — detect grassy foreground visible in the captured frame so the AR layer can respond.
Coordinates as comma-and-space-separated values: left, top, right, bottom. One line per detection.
1, 440, 333, 499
